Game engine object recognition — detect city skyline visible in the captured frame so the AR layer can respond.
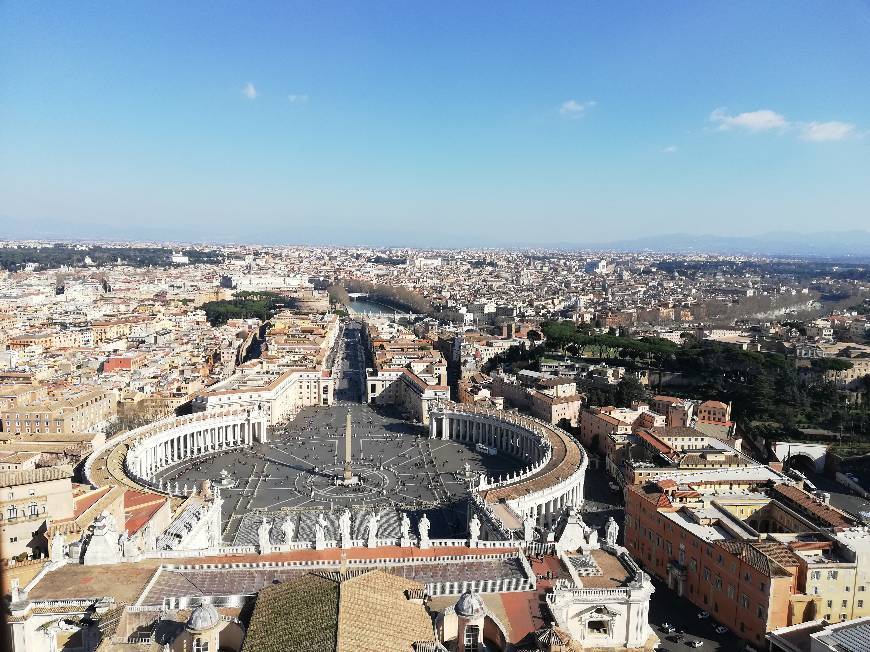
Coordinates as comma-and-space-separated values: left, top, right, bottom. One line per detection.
2, 2, 870, 246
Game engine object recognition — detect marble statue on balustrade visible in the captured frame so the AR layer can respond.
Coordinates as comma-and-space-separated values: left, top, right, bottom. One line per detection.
554, 507, 590, 554
339, 509, 352, 547
315, 513, 327, 550
366, 511, 380, 547
282, 516, 295, 544
400, 513, 412, 547
418, 513, 431, 549
604, 516, 618, 548
50, 531, 67, 563
83, 510, 123, 565
257, 517, 271, 552
468, 513, 481, 547
523, 514, 535, 544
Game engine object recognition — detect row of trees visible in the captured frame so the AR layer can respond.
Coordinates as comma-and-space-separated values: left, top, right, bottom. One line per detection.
540, 320, 679, 362
201, 291, 289, 326
330, 279, 433, 314
0, 245, 222, 271
527, 320, 870, 438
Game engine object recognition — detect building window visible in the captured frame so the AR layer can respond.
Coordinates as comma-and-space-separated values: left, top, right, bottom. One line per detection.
192, 639, 209, 652
858, 600, 863, 608
588, 620, 609, 636
463, 625, 480, 652
829, 571, 839, 580
7, 506, 17, 519
827, 600, 833, 608
811, 570, 821, 580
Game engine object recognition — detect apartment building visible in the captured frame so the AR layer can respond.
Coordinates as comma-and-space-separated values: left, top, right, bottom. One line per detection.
489, 372, 584, 426
579, 405, 665, 458
697, 400, 732, 425
649, 395, 694, 428
1, 386, 114, 435
193, 365, 333, 425
624, 476, 866, 648
0, 465, 74, 560
363, 321, 450, 425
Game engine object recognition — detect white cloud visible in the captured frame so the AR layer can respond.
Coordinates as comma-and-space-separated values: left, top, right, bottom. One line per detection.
662, 145, 678, 153
800, 120, 855, 142
710, 107, 788, 131
559, 99, 596, 117
242, 82, 257, 100
288, 94, 309, 104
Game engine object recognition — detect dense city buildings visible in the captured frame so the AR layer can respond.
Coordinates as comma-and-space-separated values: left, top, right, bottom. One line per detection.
0, 241, 869, 651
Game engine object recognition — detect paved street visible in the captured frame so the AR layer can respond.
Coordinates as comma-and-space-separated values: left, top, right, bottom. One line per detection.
648, 577, 735, 652
578, 463, 625, 532
801, 468, 870, 521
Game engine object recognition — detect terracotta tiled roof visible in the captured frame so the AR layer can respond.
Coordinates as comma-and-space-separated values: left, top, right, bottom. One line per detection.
241, 569, 434, 652
715, 540, 794, 578
771, 483, 854, 529
655, 493, 673, 508
637, 430, 674, 456
73, 486, 112, 518
123, 490, 167, 535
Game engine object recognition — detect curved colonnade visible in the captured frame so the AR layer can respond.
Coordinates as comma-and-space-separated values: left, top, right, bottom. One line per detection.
429, 402, 587, 529
88, 402, 583, 538
85, 409, 268, 497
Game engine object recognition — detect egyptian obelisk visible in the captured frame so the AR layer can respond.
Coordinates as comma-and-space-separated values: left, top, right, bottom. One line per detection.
342, 411, 353, 482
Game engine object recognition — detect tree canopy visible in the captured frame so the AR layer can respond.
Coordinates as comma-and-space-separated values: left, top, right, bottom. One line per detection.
201, 291, 289, 326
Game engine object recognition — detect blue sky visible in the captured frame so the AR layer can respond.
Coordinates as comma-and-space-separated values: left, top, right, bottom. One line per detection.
2, 1, 869, 246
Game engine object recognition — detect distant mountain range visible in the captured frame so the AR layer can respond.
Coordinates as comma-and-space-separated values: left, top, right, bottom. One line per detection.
586, 230, 870, 258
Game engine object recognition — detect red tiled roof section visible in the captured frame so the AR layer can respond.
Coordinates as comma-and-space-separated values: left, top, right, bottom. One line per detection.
715, 540, 794, 578
655, 493, 673, 508
124, 490, 167, 535
73, 486, 112, 518
637, 430, 674, 456
771, 483, 854, 529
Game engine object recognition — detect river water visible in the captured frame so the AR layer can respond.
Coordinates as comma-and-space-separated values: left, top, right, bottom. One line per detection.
345, 298, 397, 315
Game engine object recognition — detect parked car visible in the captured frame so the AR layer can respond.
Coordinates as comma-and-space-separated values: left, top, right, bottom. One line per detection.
687, 641, 704, 648
714, 625, 728, 634
668, 634, 685, 643
697, 610, 710, 619
660, 623, 675, 634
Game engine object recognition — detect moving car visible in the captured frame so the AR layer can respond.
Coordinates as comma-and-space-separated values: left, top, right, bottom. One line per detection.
687, 641, 704, 648
660, 623, 675, 634
714, 625, 728, 634
697, 610, 710, 619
